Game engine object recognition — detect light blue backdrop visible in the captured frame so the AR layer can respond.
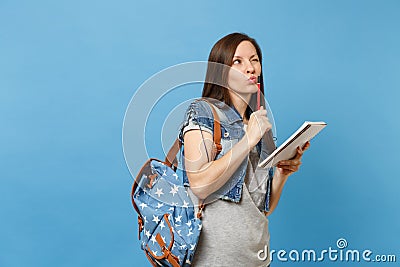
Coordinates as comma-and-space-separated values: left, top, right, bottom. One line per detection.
1, 0, 399, 266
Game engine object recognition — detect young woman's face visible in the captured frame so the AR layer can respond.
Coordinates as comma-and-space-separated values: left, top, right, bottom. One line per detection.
227, 40, 261, 96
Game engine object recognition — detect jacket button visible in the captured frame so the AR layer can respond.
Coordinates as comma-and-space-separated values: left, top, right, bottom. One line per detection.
224, 132, 229, 138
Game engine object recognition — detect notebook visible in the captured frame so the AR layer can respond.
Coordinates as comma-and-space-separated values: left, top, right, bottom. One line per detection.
258, 121, 327, 169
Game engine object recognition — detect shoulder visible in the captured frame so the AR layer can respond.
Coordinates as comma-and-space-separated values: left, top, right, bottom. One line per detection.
178, 99, 215, 142
186, 99, 213, 119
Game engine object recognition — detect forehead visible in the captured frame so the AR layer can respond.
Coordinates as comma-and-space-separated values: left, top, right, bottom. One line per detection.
234, 41, 258, 57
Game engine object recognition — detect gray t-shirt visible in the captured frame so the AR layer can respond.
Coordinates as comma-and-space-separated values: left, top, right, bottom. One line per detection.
183, 124, 271, 266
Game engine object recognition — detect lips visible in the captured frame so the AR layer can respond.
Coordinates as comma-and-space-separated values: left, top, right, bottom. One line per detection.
248, 76, 257, 84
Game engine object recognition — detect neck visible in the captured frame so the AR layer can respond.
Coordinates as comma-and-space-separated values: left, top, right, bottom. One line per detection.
229, 91, 251, 120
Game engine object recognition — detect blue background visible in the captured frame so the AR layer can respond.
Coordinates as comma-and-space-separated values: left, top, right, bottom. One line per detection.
1, 0, 399, 266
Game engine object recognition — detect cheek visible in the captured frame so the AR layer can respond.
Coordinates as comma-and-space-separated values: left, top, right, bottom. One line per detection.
227, 68, 245, 88
254, 63, 262, 75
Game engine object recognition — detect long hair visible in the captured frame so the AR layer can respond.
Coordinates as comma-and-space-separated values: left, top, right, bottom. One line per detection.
202, 33, 265, 119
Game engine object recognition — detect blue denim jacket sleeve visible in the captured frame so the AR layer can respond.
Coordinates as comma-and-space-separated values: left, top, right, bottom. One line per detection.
178, 100, 214, 144
264, 167, 274, 212
177, 100, 214, 186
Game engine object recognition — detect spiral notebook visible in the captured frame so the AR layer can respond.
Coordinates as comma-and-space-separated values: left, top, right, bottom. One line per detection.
258, 121, 327, 169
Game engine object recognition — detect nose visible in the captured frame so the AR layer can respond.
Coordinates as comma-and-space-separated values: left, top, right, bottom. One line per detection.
245, 60, 255, 74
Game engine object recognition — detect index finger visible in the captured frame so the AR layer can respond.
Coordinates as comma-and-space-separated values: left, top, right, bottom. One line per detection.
302, 141, 311, 151
254, 107, 267, 116
292, 149, 302, 160
293, 142, 311, 159
292, 145, 305, 160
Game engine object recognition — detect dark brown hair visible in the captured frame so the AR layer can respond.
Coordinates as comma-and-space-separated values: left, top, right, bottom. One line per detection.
202, 32, 265, 119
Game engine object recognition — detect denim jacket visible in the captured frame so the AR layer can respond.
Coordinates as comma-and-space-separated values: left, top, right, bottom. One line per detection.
178, 99, 275, 212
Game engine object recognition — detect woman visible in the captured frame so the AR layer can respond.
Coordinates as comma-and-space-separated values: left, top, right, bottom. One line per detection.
178, 33, 310, 266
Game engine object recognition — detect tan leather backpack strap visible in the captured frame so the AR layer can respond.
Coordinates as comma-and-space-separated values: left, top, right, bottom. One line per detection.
200, 98, 222, 155
164, 138, 181, 170
196, 200, 206, 219
207, 103, 222, 155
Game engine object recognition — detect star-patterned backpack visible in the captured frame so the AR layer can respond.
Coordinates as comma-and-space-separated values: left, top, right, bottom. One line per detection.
131, 100, 222, 266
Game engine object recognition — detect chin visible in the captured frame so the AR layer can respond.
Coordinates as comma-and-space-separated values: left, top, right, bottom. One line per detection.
247, 84, 259, 94
228, 83, 258, 95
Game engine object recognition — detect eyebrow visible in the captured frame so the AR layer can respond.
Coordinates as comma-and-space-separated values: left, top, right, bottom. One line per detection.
233, 54, 259, 59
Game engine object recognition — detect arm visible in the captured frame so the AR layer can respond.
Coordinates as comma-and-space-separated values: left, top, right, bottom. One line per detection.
184, 130, 252, 199
184, 107, 271, 200
265, 141, 310, 216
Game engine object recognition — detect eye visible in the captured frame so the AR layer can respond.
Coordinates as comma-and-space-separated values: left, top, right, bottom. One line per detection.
252, 58, 259, 62
232, 59, 241, 65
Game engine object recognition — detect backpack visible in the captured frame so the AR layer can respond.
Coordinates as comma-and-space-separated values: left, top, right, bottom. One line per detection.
131, 99, 221, 266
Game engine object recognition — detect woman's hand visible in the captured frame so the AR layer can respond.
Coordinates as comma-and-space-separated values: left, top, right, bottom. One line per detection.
267, 141, 311, 215
245, 106, 272, 148
276, 141, 310, 177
